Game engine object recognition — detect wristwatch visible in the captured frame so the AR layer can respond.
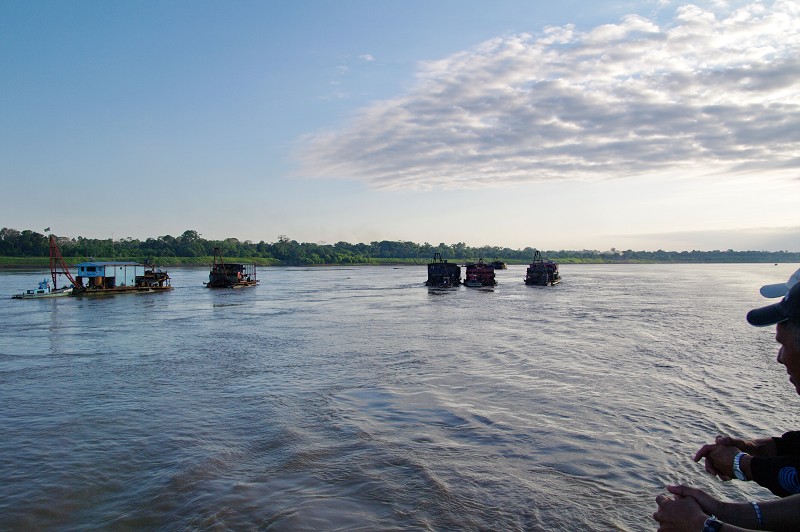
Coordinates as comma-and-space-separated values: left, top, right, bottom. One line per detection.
733, 452, 747, 481
703, 515, 723, 532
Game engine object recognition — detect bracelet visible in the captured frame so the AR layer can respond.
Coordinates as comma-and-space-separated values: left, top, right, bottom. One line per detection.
733, 452, 747, 481
750, 500, 763, 529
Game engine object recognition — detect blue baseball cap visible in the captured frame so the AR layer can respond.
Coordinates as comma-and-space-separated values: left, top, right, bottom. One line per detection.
747, 281, 800, 327
760, 267, 800, 298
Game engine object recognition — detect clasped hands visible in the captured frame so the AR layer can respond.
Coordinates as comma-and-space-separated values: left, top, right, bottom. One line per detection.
693, 435, 749, 481
652, 435, 751, 530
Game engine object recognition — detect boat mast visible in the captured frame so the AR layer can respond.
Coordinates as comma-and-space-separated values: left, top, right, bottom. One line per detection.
213, 247, 225, 271
49, 234, 77, 288
211, 247, 229, 285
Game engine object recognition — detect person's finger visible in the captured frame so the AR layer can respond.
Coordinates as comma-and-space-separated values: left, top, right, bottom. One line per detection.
694, 444, 716, 461
704, 459, 720, 477
667, 484, 695, 498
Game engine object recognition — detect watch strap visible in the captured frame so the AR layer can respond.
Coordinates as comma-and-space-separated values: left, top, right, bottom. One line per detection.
733, 452, 747, 481
703, 515, 723, 532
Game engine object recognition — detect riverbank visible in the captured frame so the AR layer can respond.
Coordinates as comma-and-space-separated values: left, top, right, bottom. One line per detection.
0, 255, 794, 269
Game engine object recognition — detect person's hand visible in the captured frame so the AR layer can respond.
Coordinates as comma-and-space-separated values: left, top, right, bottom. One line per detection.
713, 435, 749, 450
653, 486, 711, 532
694, 436, 744, 480
665, 485, 723, 516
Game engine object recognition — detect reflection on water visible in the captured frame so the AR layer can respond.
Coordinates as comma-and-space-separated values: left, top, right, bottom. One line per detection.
0, 264, 795, 530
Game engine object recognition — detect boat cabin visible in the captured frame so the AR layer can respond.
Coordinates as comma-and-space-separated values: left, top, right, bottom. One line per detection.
207, 262, 257, 288
464, 258, 496, 286
205, 247, 258, 288
73, 261, 171, 291
425, 253, 461, 287
75, 262, 142, 289
524, 250, 561, 286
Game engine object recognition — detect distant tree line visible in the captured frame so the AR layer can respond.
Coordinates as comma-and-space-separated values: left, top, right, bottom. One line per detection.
1, 227, 799, 266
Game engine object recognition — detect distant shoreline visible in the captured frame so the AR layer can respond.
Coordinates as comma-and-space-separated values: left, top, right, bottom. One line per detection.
1, 256, 796, 269
2, 229, 798, 267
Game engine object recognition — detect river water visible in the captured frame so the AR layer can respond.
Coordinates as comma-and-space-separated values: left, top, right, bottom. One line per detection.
1, 263, 798, 530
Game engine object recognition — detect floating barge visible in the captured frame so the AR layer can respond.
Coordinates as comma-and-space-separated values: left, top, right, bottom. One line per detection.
205, 247, 258, 288
524, 250, 561, 286
425, 252, 461, 287
464, 258, 496, 287
72, 261, 172, 294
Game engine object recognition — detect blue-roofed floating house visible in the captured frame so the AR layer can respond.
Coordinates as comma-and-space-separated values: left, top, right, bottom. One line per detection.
73, 261, 172, 294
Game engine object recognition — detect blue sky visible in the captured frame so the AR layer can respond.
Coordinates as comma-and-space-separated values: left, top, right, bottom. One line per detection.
2, 0, 798, 251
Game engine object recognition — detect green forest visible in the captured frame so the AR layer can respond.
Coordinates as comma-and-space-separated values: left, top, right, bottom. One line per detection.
1, 227, 799, 266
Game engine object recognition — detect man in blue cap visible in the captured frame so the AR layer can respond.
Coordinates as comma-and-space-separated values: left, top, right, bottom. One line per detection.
692, 281, 800, 497
653, 281, 800, 530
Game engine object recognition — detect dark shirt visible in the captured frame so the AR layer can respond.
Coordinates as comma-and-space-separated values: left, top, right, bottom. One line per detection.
751, 431, 800, 497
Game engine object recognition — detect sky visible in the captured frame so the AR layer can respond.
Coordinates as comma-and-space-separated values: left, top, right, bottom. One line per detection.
1, 0, 798, 252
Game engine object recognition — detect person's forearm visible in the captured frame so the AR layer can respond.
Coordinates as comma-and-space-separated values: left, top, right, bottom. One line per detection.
716, 495, 800, 531
758, 494, 800, 531
716, 501, 764, 530
746, 437, 777, 457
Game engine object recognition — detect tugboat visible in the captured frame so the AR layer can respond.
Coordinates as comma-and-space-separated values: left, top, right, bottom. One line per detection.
425, 252, 461, 287
524, 250, 561, 286
205, 247, 258, 288
464, 258, 496, 287
12, 277, 73, 299
12, 234, 76, 299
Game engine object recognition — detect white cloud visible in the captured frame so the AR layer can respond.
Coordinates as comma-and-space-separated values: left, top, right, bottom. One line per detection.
359, 54, 375, 62
297, 1, 800, 191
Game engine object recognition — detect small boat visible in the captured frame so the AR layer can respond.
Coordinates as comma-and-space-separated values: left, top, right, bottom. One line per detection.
205, 247, 258, 288
425, 252, 461, 287
464, 258, 496, 287
524, 250, 561, 286
11, 234, 77, 299
490, 260, 507, 270
72, 261, 172, 294
12, 278, 73, 299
